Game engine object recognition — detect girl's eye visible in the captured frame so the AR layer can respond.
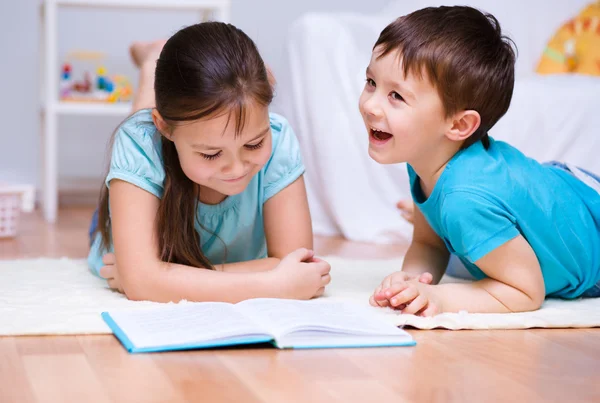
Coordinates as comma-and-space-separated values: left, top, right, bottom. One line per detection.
366, 78, 376, 87
390, 92, 404, 102
200, 151, 222, 160
245, 139, 264, 150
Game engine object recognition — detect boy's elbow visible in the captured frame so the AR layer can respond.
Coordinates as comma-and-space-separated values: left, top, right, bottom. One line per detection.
528, 291, 545, 311
519, 286, 545, 312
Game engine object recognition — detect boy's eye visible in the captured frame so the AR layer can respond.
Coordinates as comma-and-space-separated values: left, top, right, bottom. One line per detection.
200, 151, 222, 160
390, 92, 404, 101
245, 139, 264, 150
366, 78, 376, 87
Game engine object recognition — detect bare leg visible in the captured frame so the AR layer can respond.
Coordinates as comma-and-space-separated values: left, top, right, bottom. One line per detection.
129, 40, 167, 113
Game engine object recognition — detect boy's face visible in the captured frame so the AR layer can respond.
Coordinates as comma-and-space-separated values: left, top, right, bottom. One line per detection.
359, 47, 449, 165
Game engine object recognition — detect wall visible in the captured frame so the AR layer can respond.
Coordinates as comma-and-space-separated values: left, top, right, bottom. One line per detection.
0, 0, 389, 191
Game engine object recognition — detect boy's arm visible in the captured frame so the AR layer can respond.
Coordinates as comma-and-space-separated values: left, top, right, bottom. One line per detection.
431, 234, 546, 313
402, 204, 450, 283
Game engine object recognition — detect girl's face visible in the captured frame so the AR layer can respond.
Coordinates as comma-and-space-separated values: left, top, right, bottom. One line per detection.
155, 102, 272, 204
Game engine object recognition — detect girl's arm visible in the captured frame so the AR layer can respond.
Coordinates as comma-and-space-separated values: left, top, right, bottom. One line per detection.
215, 175, 313, 273
108, 179, 328, 302
263, 175, 313, 257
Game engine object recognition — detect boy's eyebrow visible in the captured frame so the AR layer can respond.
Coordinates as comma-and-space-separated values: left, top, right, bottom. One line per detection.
192, 126, 270, 150
366, 66, 416, 100
389, 79, 416, 100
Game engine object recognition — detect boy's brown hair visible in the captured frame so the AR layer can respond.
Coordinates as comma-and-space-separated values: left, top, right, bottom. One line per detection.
374, 6, 516, 149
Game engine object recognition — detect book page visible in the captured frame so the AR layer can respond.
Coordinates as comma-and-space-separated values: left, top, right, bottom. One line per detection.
107, 302, 269, 349
236, 298, 407, 338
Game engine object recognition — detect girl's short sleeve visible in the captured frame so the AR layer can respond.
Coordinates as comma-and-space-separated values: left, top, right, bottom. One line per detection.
262, 113, 305, 203
105, 111, 165, 198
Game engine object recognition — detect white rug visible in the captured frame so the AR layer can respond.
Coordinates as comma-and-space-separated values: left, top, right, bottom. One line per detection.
1, 257, 599, 335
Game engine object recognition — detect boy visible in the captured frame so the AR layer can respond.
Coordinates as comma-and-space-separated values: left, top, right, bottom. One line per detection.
360, 6, 600, 316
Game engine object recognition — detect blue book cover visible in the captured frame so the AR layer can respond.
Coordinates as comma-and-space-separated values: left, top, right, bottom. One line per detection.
101, 299, 416, 353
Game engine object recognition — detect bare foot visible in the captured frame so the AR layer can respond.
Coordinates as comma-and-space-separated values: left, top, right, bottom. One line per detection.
129, 40, 167, 68
396, 199, 415, 224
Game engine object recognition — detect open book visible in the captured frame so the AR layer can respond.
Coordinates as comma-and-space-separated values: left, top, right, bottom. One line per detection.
102, 298, 415, 353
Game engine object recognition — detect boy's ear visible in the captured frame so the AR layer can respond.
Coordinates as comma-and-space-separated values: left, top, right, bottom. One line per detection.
445, 110, 481, 143
151, 109, 172, 140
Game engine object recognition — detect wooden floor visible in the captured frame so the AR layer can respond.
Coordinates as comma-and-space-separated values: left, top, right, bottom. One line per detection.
1, 206, 599, 403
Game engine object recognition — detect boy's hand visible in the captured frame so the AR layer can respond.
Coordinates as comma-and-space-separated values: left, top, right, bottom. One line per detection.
383, 280, 442, 317
370, 271, 433, 307
99, 253, 124, 294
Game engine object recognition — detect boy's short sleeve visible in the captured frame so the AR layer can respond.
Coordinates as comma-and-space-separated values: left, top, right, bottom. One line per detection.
105, 116, 165, 199
262, 113, 305, 203
442, 191, 520, 263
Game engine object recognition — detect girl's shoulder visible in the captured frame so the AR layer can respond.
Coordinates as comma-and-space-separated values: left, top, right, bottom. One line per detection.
261, 112, 305, 202
107, 109, 165, 198
118, 108, 159, 141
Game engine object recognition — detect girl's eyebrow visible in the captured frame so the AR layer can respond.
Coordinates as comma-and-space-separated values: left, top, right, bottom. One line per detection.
191, 126, 270, 150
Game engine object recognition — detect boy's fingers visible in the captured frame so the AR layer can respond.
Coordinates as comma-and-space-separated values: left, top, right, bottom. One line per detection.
389, 286, 419, 307
419, 272, 433, 284
374, 284, 384, 298
419, 304, 439, 317
384, 282, 409, 299
402, 295, 428, 315
321, 274, 331, 286
377, 298, 390, 307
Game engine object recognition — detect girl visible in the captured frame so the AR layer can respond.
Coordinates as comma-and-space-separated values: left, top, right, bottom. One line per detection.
87, 22, 331, 303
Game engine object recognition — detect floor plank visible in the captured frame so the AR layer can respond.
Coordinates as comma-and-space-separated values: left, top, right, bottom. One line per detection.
1, 206, 599, 403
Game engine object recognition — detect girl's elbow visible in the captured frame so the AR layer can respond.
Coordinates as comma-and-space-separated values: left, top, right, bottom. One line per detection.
121, 278, 148, 301
119, 264, 159, 301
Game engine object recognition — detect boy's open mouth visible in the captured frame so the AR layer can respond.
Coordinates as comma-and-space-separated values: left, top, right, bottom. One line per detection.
370, 128, 393, 142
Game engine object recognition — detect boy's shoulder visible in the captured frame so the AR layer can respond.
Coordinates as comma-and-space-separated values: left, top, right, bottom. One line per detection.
437, 138, 536, 202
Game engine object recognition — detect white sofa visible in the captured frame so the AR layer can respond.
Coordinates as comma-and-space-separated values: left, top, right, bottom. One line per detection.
278, 0, 600, 244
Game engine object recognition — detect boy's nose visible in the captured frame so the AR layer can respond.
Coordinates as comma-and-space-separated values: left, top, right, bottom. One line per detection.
362, 97, 383, 118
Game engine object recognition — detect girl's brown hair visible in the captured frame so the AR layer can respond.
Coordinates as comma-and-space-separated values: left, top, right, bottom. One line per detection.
96, 22, 274, 269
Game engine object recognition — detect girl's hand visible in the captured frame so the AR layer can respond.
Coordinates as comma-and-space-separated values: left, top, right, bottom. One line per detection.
269, 248, 332, 299
380, 280, 442, 317
99, 253, 125, 294
370, 271, 433, 308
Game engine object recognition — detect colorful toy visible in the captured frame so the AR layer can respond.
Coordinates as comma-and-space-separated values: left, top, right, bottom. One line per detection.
59, 51, 133, 103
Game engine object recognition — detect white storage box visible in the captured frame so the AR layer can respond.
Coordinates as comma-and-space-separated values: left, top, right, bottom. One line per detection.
0, 185, 35, 238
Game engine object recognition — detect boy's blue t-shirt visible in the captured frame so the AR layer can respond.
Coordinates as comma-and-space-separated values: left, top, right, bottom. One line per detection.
408, 138, 600, 298
87, 109, 305, 275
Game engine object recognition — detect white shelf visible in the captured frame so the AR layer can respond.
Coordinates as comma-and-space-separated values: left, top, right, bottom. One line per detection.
53, 101, 132, 116
47, 0, 230, 11
39, 0, 230, 223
